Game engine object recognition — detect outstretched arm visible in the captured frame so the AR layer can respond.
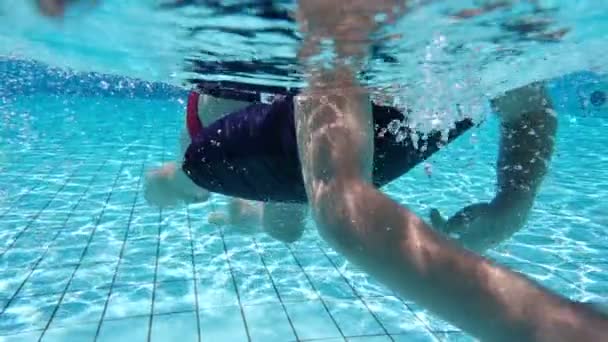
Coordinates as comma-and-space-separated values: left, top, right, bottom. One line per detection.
431, 83, 557, 252
295, 2, 607, 341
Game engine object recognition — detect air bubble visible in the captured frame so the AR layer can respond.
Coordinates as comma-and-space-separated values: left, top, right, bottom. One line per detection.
387, 119, 402, 135
431, 118, 442, 128
424, 163, 432, 177
374, 13, 388, 24
410, 132, 419, 149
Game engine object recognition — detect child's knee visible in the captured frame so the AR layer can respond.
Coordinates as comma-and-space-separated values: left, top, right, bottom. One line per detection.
263, 219, 305, 243
262, 203, 306, 243
228, 199, 263, 226
144, 171, 179, 208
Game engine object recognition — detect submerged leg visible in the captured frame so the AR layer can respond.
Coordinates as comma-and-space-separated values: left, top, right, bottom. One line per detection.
208, 199, 307, 243
145, 162, 210, 208
223, 198, 264, 231
147, 94, 248, 209
262, 202, 307, 243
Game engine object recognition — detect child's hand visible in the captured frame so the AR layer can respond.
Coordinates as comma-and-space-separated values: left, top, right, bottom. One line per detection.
430, 198, 532, 253
430, 202, 496, 251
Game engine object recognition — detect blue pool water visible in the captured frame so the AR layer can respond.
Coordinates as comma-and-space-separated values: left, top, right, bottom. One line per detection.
1, 1, 608, 341
0, 59, 606, 341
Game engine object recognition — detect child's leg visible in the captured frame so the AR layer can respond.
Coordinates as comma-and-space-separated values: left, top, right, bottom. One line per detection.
261, 202, 307, 243
146, 94, 249, 209
226, 198, 264, 229
195, 94, 307, 238
208, 199, 307, 243
144, 162, 210, 208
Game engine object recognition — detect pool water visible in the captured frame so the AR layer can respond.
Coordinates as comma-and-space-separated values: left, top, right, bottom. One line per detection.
1, 1, 608, 341
0, 60, 607, 341
2, 0, 607, 126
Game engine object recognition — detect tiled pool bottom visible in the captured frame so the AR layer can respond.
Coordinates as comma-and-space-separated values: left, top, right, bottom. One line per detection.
1, 153, 606, 342
1, 96, 607, 342
0, 151, 472, 342
0, 151, 469, 342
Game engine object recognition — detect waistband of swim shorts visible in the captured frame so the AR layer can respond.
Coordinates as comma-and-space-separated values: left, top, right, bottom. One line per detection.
187, 81, 298, 140
191, 80, 299, 104
186, 91, 204, 140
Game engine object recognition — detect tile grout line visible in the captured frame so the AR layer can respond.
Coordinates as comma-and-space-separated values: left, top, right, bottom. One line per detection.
37, 160, 129, 342
93, 160, 147, 341
314, 244, 395, 342
0, 307, 224, 339
251, 237, 300, 341
146, 204, 163, 342
534, 262, 587, 292
286, 246, 347, 341
0, 157, 106, 317
148, 131, 167, 342
12, 283, 325, 308
0, 163, 54, 220
219, 226, 253, 342
0, 147, 90, 216
185, 206, 202, 342
400, 301, 443, 341
294, 332, 400, 342
0, 158, 91, 258
316, 245, 448, 341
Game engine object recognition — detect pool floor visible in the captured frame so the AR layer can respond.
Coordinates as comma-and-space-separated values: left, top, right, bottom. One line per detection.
0, 96, 606, 342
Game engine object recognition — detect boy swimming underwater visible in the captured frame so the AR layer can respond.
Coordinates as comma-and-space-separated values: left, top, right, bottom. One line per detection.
35, 1, 608, 340
144, 84, 476, 243
145, 76, 557, 255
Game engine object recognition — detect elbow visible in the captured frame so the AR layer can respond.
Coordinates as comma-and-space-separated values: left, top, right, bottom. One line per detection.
309, 178, 373, 248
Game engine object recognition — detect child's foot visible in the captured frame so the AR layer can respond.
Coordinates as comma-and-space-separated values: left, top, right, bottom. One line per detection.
183, 189, 211, 204
144, 163, 181, 208
208, 211, 228, 225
